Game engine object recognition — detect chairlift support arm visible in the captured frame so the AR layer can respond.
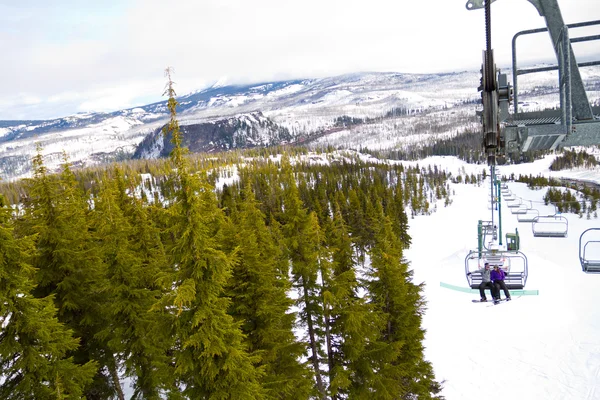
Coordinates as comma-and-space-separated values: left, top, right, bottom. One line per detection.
466, 0, 593, 121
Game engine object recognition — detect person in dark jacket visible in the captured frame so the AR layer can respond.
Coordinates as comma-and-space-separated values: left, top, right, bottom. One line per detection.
468, 262, 494, 302
491, 265, 511, 303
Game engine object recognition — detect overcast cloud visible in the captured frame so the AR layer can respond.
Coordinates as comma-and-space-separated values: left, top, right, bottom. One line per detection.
1, 0, 599, 120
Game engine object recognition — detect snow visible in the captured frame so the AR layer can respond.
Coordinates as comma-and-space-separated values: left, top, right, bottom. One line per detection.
402, 154, 600, 400
199, 149, 600, 399
266, 83, 305, 97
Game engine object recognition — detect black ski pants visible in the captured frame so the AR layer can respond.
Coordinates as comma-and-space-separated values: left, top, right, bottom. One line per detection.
478, 281, 494, 300
493, 280, 511, 300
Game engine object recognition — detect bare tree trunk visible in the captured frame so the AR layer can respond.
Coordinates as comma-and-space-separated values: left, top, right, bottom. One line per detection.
108, 357, 125, 400
302, 277, 326, 399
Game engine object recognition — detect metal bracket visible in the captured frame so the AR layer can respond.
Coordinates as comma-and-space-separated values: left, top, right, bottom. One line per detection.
466, 0, 497, 10
466, 0, 542, 15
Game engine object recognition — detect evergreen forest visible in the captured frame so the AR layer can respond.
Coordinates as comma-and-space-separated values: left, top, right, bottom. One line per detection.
0, 74, 496, 399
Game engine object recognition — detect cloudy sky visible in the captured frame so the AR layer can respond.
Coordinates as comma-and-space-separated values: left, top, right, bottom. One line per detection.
1, 0, 599, 120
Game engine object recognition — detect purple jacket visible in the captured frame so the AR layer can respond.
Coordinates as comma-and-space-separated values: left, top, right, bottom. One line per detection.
490, 269, 505, 282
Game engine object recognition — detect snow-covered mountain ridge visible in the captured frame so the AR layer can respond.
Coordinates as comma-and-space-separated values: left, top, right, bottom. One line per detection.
1, 67, 600, 180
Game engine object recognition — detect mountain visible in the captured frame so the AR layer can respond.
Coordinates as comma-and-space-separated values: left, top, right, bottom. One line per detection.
1, 67, 599, 180
133, 111, 293, 159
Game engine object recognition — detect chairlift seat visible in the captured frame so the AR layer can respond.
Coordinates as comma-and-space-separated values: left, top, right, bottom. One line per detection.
579, 228, 600, 273
507, 199, 523, 208
517, 209, 539, 222
468, 271, 525, 290
465, 250, 528, 289
581, 260, 600, 273
511, 205, 528, 214
532, 215, 568, 238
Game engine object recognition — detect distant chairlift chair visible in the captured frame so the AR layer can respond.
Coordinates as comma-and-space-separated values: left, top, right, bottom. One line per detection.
511, 203, 529, 214
506, 197, 523, 208
504, 192, 516, 201
532, 215, 568, 238
517, 208, 539, 223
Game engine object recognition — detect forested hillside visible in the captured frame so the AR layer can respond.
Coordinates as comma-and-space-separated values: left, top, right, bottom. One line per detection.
0, 76, 495, 399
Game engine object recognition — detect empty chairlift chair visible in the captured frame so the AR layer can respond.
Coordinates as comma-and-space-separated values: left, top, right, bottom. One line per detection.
511, 200, 533, 215
506, 197, 523, 208
511, 203, 529, 214
517, 208, 539, 222
532, 215, 568, 238
579, 228, 600, 273
504, 192, 516, 201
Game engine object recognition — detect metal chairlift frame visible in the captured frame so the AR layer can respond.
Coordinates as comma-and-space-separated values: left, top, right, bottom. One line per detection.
511, 203, 529, 214
579, 228, 600, 273
504, 192, 516, 201
465, 249, 529, 289
506, 197, 523, 208
466, 0, 600, 155
479, 220, 498, 250
531, 214, 568, 237
517, 207, 539, 222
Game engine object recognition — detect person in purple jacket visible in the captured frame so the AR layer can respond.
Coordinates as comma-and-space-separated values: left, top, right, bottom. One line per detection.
491, 265, 511, 304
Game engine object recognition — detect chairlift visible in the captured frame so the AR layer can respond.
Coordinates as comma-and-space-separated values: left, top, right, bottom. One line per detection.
465, 248, 528, 289
517, 208, 539, 222
578, 228, 600, 273
532, 215, 568, 238
511, 204, 529, 214
478, 220, 497, 249
506, 198, 523, 208
504, 192, 516, 201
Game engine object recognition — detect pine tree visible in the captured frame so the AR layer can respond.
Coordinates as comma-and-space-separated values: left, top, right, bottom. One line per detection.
18, 150, 114, 398
280, 166, 325, 399
323, 206, 382, 399
92, 170, 174, 398
363, 214, 443, 399
0, 194, 96, 398
160, 68, 264, 398
224, 182, 313, 399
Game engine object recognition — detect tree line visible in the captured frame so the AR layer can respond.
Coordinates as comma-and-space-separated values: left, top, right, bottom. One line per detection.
516, 173, 600, 217
549, 149, 598, 171
0, 72, 453, 399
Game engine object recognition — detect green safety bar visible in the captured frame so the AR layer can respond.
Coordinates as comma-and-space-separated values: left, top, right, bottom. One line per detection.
440, 281, 539, 296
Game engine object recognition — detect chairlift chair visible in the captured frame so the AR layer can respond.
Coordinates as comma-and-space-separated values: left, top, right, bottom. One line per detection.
579, 228, 600, 273
506, 198, 523, 208
517, 208, 539, 223
465, 249, 528, 289
532, 215, 568, 238
511, 204, 529, 214
504, 193, 516, 201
